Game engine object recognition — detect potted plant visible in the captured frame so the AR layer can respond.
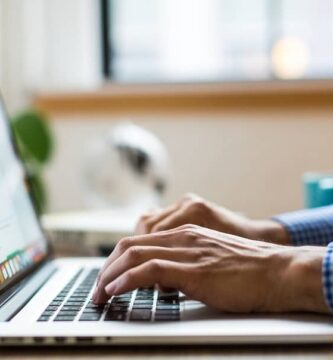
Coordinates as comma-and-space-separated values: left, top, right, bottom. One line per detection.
11, 109, 54, 214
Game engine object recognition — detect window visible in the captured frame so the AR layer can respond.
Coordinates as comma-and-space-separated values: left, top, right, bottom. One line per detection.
102, 0, 333, 83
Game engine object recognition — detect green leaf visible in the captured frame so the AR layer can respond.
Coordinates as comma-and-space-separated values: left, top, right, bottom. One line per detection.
11, 110, 53, 165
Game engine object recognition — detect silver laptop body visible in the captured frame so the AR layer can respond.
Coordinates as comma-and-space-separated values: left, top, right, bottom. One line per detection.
0, 96, 333, 346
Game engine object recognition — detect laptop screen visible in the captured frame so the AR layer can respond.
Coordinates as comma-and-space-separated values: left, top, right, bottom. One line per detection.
0, 102, 47, 291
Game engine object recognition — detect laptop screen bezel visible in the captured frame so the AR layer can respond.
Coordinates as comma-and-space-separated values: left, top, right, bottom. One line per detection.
0, 94, 53, 298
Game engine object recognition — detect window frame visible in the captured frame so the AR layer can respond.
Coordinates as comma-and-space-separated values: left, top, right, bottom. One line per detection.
101, 0, 333, 85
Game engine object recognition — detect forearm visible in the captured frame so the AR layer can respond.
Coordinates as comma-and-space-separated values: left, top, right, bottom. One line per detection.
254, 219, 291, 246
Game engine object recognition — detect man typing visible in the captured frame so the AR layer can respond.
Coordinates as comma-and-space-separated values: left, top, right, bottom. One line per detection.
93, 194, 333, 314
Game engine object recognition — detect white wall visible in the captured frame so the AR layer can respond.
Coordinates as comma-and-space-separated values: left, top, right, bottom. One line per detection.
0, 0, 102, 113
45, 106, 333, 219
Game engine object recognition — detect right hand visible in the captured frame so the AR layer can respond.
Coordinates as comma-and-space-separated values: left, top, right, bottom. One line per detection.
94, 224, 326, 314
136, 193, 290, 245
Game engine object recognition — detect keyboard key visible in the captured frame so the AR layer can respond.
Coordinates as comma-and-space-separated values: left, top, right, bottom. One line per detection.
112, 298, 131, 304
104, 312, 127, 321
41, 311, 55, 316
57, 311, 79, 317
155, 309, 180, 315
109, 305, 129, 312
157, 299, 179, 305
64, 301, 85, 306
69, 295, 86, 299
54, 316, 76, 322
61, 306, 82, 311
132, 304, 153, 310
82, 308, 104, 314
156, 304, 180, 311
50, 301, 63, 306
79, 314, 102, 321
130, 309, 152, 321
158, 292, 179, 299
133, 300, 154, 304
116, 293, 132, 298
38, 316, 51, 322
85, 304, 105, 310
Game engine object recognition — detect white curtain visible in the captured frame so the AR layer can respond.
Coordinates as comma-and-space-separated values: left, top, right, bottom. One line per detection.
0, 0, 102, 113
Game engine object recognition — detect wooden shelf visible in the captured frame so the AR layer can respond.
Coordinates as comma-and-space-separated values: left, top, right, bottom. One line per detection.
34, 80, 333, 118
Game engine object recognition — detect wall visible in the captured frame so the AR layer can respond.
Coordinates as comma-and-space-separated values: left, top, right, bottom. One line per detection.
0, 0, 102, 113
45, 106, 333, 219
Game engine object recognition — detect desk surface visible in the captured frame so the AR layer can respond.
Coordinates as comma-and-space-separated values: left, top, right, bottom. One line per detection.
3, 345, 333, 359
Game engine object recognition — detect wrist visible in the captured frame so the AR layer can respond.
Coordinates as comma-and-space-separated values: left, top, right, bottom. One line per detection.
253, 220, 291, 245
268, 247, 329, 313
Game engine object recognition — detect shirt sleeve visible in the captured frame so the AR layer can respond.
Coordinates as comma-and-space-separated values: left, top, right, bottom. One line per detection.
273, 205, 333, 247
322, 243, 333, 312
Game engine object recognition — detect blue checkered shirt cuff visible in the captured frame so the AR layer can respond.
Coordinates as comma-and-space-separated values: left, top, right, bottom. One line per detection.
273, 206, 333, 247
274, 206, 333, 312
323, 243, 333, 312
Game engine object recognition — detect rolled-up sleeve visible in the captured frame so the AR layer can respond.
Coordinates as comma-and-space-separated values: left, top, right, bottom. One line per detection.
273, 206, 333, 247
323, 243, 333, 312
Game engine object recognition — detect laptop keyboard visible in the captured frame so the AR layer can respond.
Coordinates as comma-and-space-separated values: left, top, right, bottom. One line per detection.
38, 268, 180, 322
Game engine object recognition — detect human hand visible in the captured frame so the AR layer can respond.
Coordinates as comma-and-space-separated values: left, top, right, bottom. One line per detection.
136, 193, 290, 245
93, 225, 328, 314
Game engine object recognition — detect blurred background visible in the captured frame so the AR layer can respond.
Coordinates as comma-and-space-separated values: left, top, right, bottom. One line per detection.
1, 0, 333, 219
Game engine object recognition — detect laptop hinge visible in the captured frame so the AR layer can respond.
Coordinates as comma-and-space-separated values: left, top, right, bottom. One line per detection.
0, 262, 57, 321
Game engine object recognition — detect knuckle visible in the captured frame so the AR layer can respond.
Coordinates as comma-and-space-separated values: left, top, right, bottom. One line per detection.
189, 199, 208, 213
148, 259, 163, 273
200, 247, 214, 258
138, 213, 153, 226
204, 239, 221, 249
152, 224, 164, 233
176, 224, 197, 231
118, 237, 133, 252
139, 213, 151, 221
126, 245, 142, 260
181, 228, 198, 240
192, 248, 209, 260
179, 228, 202, 246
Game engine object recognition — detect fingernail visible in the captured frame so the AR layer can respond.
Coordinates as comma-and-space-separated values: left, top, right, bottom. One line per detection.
105, 283, 116, 295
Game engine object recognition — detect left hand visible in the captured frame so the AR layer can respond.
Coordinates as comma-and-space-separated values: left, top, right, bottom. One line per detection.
93, 225, 328, 314
136, 193, 290, 245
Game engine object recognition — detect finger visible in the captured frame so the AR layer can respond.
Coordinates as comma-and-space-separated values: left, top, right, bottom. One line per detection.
136, 203, 180, 234
96, 225, 201, 292
150, 208, 191, 233
135, 208, 163, 234
95, 246, 197, 303
97, 231, 175, 284
96, 225, 199, 287
104, 259, 188, 297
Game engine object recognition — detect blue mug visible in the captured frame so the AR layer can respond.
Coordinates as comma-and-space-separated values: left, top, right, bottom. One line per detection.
303, 173, 333, 209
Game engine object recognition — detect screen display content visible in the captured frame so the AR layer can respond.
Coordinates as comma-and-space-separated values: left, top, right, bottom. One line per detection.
0, 104, 47, 289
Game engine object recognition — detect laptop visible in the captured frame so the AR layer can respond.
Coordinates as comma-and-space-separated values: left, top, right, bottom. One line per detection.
1, 97, 333, 346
